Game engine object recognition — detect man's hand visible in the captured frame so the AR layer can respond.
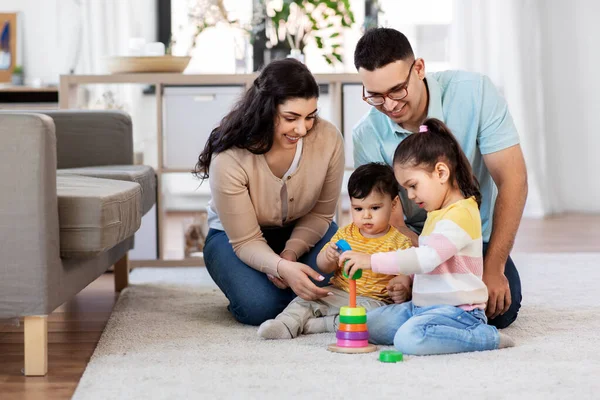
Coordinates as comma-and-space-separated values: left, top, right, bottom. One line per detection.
277, 260, 332, 301
483, 269, 511, 319
386, 275, 412, 304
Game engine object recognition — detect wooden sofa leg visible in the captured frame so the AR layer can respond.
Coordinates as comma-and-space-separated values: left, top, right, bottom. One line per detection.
24, 316, 48, 376
114, 253, 130, 292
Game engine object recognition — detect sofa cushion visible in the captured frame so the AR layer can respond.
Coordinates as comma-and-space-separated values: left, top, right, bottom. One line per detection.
58, 165, 156, 215
57, 175, 141, 259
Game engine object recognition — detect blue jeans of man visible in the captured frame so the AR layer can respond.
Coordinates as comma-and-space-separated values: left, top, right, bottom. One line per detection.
203, 222, 338, 326
482, 242, 522, 329
367, 302, 500, 355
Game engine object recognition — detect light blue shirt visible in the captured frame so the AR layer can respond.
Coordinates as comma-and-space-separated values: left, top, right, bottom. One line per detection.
353, 70, 520, 242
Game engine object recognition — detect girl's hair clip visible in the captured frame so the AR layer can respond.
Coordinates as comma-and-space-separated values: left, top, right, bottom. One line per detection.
419, 125, 428, 133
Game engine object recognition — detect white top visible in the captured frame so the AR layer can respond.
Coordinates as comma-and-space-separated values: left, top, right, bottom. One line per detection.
207, 139, 303, 231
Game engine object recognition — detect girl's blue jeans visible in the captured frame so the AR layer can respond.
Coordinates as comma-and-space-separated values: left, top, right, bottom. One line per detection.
367, 301, 500, 355
203, 222, 338, 326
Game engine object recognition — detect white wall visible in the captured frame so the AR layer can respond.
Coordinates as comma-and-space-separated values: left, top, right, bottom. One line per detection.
0, 0, 66, 84
0, 0, 156, 85
541, 0, 600, 212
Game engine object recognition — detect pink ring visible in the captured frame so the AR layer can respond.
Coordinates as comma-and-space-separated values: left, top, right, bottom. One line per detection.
419, 125, 428, 133
337, 339, 369, 348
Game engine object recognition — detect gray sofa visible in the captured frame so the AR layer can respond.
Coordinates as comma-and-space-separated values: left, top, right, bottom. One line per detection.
0, 110, 156, 376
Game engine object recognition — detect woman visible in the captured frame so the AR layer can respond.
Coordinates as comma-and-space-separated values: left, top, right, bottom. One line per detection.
195, 59, 345, 326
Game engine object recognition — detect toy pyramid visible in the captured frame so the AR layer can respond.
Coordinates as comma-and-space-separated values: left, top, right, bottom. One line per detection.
327, 239, 377, 354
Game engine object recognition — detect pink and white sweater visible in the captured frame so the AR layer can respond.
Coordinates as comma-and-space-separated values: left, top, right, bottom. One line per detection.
371, 197, 488, 309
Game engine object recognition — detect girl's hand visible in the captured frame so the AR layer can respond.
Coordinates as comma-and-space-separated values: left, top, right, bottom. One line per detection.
325, 242, 340, 264
339, 251, 372, 278
277, 260, 332, 301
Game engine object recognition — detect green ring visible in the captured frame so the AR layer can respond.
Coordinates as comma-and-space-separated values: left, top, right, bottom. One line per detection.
379, 350, 403, 363
339, 314, 367, 324
343, 268, 362, 280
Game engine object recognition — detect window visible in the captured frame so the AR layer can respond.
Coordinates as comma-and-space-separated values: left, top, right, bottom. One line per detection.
377, 0, 453, 72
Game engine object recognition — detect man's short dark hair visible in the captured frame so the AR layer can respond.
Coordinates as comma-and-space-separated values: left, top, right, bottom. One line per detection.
354, 28, 414, 71
348, 162, 399, 200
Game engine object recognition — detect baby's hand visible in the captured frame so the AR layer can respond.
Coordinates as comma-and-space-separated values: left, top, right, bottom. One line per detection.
339, 251, 372, 278
325, 242, 340, 264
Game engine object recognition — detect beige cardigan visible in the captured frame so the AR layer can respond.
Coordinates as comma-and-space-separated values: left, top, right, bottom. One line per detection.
208, 119, 345, 276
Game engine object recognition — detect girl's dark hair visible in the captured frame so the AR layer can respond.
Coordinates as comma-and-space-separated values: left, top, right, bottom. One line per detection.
348, 162, 399, 200
194, 58, 319, 180
393, 118, 481, 206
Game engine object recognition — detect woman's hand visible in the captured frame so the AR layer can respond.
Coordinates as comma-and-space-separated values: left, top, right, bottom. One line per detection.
277, 260, 332, 301
280, 249, 297, 262
339, 251, 372, 278
266, 250, 298, 290
267, 273, 289, 289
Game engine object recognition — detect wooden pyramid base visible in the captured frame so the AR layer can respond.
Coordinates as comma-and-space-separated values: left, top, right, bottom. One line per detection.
327, 343, 378, 354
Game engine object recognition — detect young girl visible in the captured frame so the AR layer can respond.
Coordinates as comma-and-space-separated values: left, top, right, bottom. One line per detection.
339, 118, 515, 355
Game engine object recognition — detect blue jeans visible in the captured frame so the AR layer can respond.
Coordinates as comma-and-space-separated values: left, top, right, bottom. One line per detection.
203, 222, 338, 326
367, 302, 500, 355
483, 242, 522, 329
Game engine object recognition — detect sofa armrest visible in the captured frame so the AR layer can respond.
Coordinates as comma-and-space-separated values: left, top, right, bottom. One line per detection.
0, 113, 62, 319
39, 110, 133, 168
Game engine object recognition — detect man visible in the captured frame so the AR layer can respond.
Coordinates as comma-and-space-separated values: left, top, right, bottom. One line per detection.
352, 28, 527, 329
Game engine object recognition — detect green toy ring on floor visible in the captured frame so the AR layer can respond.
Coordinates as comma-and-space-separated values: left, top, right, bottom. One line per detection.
379, 350, 403, 363
340, 306, 366, 316
339, 314, 367, 324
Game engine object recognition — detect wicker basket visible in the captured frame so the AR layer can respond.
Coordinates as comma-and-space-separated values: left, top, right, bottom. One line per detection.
106, 56, 191, 74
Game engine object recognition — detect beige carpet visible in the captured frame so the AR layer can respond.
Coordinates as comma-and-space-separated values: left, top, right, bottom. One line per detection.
73, 253, 600, 400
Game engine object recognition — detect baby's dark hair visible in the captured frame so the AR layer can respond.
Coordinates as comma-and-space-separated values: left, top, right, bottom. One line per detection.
393, 118, 481, 206
348, 162, 399, 200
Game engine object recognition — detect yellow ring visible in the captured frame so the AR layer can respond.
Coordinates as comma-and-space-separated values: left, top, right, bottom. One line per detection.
339, 306, 366, 317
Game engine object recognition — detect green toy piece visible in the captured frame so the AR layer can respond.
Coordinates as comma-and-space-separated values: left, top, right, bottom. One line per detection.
336, 239, 362, 280
379, 350, 404, 363
339, 314, 367, 324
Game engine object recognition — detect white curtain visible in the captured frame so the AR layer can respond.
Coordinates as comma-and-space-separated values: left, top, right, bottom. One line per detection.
57, 0, 157, 163
449, 0, 557, 217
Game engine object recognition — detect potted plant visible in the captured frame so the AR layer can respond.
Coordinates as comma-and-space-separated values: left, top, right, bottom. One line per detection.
254, 0, 355, 65
183, 0, 356, 68
11, 65, 24, 85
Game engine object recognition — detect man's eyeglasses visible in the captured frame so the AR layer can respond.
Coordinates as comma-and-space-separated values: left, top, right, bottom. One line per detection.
362, 60, 416, 106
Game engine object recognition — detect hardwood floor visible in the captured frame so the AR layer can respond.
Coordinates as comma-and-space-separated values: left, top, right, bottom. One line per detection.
1, 213, 599, 399
0, 275, 117, 400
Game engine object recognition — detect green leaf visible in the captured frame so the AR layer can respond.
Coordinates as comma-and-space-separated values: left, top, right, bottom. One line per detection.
314, 36, 324, 48
323, 54, 334, 65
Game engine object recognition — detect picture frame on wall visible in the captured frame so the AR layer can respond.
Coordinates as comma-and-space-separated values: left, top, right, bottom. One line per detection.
0, 12, 21, 83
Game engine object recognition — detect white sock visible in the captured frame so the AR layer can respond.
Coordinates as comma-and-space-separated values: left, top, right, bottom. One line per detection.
257, 319, 293, 340
498, 332, 515, 349
303, 317, 329, 334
